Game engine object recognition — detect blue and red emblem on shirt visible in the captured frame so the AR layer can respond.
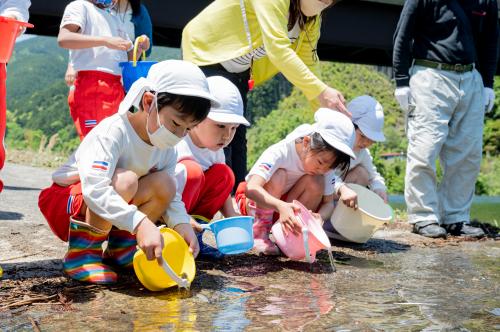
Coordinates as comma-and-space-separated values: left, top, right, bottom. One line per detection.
91, 161, 109, 171
84, 119, 97, 128
258, 162, 273, 172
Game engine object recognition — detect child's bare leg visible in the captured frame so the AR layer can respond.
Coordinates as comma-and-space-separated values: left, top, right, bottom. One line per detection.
251, 169, 287, 256
131, 171, 176, 223
250, 168, 287, 211
286, 174, 324, 211
84, 169, 139, 231
344, 165, 370, 187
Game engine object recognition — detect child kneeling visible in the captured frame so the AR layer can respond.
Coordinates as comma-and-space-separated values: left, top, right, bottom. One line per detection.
175, 76, 249, 259
236, 109, 358, 255
38, 60, 218, 284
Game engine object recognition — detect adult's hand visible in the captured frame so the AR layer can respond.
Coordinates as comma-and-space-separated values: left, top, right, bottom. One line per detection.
394, 87, 411, 111
483, 87, 495, 113
318, 87, 350, 117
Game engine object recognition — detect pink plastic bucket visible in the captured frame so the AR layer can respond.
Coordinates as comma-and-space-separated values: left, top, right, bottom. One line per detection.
0, 16, 33, 63
271, 200, 331, 262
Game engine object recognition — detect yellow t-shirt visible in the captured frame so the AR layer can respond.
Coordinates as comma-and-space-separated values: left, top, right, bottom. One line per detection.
181, 0, 327, 102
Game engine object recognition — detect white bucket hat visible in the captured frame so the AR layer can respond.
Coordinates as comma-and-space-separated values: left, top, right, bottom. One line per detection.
313, 108, 356, 159
118, 60, 220, 115
347, 95, 386, 142
206, 76, 250, 126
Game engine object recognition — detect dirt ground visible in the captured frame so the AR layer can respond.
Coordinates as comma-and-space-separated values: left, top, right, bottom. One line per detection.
0, 162, 498, 326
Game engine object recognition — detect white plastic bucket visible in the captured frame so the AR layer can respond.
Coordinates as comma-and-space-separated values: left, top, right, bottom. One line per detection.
330, 183, 393, 243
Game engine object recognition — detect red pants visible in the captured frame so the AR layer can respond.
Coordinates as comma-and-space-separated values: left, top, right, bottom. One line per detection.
38, 182, 85, 242
69, 70, 124, 140
180, 160, 234, 220
0, 63, 6, 192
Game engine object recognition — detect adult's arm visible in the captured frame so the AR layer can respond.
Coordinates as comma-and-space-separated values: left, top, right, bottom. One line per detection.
392, 0, 420, 87
250, 0, 327, 101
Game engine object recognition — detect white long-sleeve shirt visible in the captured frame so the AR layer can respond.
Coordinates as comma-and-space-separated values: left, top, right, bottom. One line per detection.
334, 148, 387, 194
0, 0, 30, 21
52, 113, 190, 233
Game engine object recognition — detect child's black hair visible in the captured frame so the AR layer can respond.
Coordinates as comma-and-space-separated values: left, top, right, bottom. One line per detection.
302, 132, 351, 179
134, 91, 210, 123
288, 0, 339, 31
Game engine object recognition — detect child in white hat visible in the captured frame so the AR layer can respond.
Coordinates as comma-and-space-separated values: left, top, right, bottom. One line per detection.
333, 95, 388, 202
174, 76, 250, 259
236, 109, 357, 255
38, 60, 218, 284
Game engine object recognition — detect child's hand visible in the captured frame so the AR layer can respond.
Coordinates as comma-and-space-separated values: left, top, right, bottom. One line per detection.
104, 36, 133, 51
339, 185, 358, 210
136, 217, 164, 264
174, 223, 200, 258
277, 202, 302, 236
135, 35, 150, 54
374, 189, 388, 203
310, 211, 324, 225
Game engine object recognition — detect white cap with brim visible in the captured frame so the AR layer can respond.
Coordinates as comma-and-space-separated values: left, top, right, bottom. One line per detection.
118, 60, 220, 116
313, 108, 356, 159
206, 76, 250, 126
347, 95, 386, 142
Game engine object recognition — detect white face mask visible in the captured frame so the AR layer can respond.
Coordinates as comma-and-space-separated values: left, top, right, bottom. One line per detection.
300, 0, 331, 17
146, 95, 182, 150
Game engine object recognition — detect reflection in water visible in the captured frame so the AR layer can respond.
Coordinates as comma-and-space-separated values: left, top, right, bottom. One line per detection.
212, 287, 250, 331
132, 293, 197, 331
246, 275, 334, 330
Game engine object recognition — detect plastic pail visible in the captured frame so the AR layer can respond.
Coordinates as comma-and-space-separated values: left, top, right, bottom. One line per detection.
0, 16, 34, 63
202, 216, 254, 255
119, 36, 157, 91
330, 183, 393, 243
119, 60, 156, 91
272, 200, 331, 262
133, 228, 195, 291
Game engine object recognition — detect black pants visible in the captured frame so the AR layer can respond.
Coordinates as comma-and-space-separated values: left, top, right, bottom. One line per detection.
200, 64, 250, 193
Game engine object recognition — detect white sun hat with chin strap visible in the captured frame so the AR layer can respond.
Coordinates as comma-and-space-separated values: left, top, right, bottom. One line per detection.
347, 95, 386, 142
118, 60, 220, 115
206, 76, 250, 126
313, 108, 356, 159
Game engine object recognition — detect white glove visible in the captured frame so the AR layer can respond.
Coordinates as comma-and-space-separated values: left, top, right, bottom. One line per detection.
483, 87, 495, 113
394, 87, 412, 111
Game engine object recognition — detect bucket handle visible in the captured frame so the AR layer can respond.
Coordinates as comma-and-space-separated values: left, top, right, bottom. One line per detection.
302, 227, 312, 264
132, 36, 146, 67
160, 257, 190, 289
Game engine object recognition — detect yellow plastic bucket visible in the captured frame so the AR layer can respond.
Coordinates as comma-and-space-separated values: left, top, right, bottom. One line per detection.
133, 227, 196, 291
330, 183, 393, 243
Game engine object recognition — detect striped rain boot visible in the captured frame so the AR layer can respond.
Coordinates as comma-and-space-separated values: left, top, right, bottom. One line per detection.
194, 216, 225, 260
63, 218, 117, 284
103, 228, 137, 269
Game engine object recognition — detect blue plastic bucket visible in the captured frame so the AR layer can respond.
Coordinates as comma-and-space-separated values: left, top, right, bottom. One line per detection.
201, 216, 254, 255
119, 60, 157, 92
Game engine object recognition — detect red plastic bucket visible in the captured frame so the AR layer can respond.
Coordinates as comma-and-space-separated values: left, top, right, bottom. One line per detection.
0, 16, 34, 63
